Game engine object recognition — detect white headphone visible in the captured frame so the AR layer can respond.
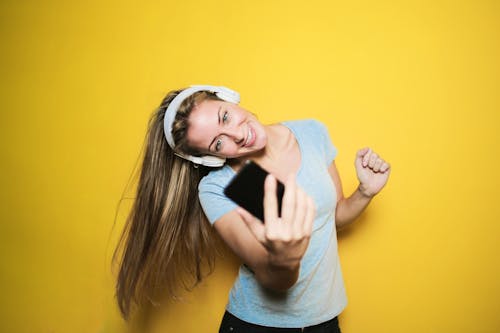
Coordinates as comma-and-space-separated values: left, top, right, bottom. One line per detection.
163, 85, 241, 167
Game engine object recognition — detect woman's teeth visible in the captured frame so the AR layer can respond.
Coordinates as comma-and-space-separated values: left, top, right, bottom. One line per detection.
245, 127, 253, 147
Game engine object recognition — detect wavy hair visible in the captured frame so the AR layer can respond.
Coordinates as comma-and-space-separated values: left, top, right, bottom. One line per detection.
112, 89, 223, 320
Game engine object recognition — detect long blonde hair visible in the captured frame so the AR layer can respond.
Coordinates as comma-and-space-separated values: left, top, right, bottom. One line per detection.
112, 89, 223, 320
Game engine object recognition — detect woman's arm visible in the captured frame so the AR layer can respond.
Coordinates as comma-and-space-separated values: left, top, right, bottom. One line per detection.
214, 211, 300, 291
329, 148, 391, 228
214, 174, 315, 292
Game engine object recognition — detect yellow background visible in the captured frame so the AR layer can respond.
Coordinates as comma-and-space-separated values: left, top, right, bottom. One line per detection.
1, 0, 499, 332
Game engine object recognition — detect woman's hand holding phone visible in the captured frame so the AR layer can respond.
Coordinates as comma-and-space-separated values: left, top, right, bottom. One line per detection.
236, 173, 316, 270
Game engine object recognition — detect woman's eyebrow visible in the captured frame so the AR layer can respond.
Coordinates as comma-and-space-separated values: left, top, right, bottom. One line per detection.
208, 106, 223, 151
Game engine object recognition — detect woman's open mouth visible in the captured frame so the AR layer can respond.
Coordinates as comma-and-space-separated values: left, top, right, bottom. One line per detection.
244, 125, 256, 147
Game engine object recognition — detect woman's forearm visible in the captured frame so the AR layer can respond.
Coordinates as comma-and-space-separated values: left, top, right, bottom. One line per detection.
335, 184, 374, 228
255, 260, 300, 292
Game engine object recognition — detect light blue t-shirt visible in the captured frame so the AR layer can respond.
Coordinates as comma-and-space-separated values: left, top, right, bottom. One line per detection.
198, 119, 347, 328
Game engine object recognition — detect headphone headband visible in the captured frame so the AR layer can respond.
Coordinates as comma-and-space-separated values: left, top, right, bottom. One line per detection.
163, 85, 240, 167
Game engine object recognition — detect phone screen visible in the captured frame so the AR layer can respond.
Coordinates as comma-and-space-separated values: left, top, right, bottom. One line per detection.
224, 160, 285, 222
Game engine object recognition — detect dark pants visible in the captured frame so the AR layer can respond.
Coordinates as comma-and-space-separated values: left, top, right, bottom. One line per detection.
218, 311, 342, 333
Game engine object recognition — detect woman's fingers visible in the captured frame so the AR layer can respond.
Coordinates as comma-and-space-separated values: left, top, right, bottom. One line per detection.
258, 172, 315, 265
368, 151, 378, 168
357, 147, 370, 160
261, 172, 315, 236
370, 157, 390, 173
290, 187, 315, 237
237, 207, 266, 244
263, 174, 279, 224
380, 162, 391, 173
373, 158, 383, 172
281, 173, 297, 224
359, 147, 390, 173
292, 188, 307, 238
361, 148, 371, 167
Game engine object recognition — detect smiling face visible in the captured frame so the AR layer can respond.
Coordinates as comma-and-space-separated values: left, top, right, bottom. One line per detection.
185, 99, 267, 159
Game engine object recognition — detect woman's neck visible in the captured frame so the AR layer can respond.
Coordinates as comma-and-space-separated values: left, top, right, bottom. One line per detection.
261, 123, 293, 159
229, 123, 298, 174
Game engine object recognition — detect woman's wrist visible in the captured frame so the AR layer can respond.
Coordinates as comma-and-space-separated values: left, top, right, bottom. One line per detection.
268, 254, 301, 271
259, 257, 300, 291
357, 183, 375, 198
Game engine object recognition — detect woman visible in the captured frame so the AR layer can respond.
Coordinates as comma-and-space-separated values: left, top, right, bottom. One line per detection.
114, 85, 391, 332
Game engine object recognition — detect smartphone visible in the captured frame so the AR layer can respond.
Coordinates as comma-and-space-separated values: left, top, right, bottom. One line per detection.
224, 160, 285, 222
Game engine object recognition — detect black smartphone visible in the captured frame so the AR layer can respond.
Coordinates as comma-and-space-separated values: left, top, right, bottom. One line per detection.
224, 160, 285, 222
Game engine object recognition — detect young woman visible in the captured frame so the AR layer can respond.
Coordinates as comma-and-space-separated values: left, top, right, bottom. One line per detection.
114, 85, 391, 332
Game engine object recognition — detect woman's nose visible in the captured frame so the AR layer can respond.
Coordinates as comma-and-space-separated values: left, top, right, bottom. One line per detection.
224, 126, 245, 144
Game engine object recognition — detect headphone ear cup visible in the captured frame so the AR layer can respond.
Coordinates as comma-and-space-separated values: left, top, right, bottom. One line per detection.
216, 86, 240, 104
199, 155, 226, 167
178, 153, 225, 167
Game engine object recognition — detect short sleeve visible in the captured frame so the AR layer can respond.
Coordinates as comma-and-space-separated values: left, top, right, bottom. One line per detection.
315, 120, 337, 166
198, 169, 238, 225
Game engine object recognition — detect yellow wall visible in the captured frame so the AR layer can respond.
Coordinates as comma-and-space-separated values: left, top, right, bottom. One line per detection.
1, 0, 499, 332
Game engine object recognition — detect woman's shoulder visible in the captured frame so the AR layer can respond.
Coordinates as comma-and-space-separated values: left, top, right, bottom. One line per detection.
282, 118, 327, 130
198, 165, 234, 190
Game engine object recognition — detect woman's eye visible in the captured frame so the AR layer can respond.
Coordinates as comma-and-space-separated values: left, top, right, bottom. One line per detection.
215, 139, 222, 152
222, 111, 228, 123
